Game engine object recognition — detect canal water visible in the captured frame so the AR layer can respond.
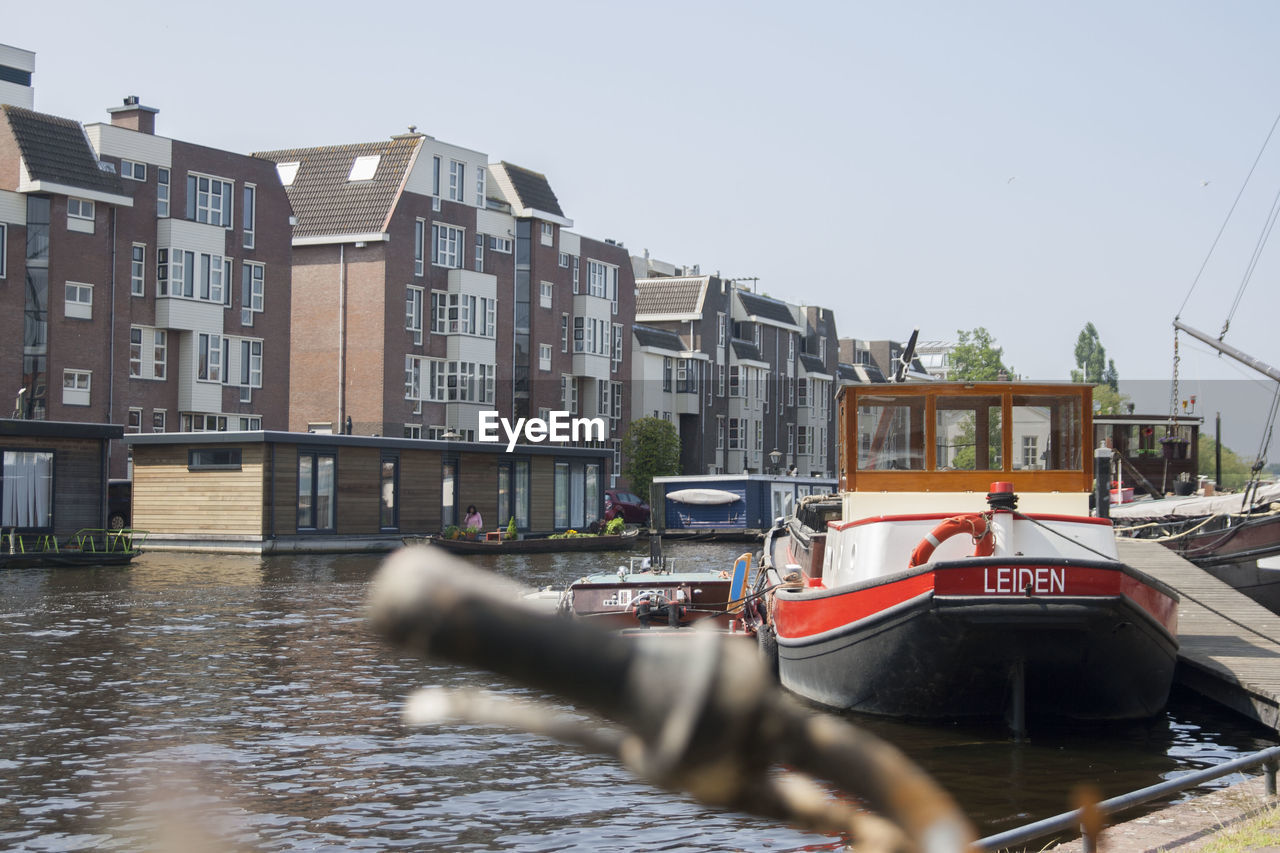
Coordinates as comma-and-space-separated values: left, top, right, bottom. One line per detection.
1, 542, 1275, 851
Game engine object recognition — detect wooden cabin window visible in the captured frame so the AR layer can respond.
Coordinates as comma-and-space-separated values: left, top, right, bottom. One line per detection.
188, 448, 241, 470
856, 397, 925, 471
935, 395, 1003, 471
1012, 395, 1082, 471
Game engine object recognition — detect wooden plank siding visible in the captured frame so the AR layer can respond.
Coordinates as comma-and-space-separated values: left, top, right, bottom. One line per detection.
334, 447, 381, 536
132, 444, 266, 535
457, 453, 498, 532
266, 444, 298, 536
0, 435, 108, 535
530, 456, 555, 531
400, 452, 441, 533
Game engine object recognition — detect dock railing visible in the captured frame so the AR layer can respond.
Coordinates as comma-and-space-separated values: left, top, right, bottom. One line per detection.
977, 745, 1280, 852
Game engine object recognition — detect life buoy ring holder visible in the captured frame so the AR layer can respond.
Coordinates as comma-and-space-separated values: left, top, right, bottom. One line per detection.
908, 513, 993, 568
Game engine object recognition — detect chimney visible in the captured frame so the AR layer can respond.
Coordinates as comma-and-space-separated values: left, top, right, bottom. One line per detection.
106, 95, 158, 135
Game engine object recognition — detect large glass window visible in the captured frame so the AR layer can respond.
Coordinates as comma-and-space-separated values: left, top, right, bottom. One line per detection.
380, 456, 398, 531
1012, 395, 1082, 471
2, 451, 53, 528
856, 397, 925, 470
186, 173, 233, 226
441, 457, 457, 528
585, 463, 600, 525
431, 223, 465, 269
554, 462, 570, 529
298, 451, 336, 531
515, 459, 530, 529
935, 395, 1003, 471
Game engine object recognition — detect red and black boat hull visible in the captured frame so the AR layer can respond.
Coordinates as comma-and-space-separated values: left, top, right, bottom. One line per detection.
771, 557, 1179, 721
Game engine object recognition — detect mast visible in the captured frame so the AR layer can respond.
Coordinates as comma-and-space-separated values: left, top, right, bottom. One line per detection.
1174, 320, 1280, 383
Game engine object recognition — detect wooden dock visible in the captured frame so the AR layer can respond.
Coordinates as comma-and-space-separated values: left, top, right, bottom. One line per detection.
1118, 538, 1280, 731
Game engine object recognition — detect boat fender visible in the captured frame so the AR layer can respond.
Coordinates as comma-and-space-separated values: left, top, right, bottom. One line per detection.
908, 513, 994, 568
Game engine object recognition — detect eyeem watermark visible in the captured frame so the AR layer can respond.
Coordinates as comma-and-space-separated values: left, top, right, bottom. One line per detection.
478, 411, 607, 452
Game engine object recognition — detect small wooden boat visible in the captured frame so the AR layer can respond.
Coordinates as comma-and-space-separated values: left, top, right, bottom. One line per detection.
406, 528, 641, 555
0, 528, 146, 569
749, 381, 1180, 725
551, 553, 757, 635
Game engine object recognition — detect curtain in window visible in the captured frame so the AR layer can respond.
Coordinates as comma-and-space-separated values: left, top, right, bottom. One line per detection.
316, 455, 336, 531
2, 451, 53, 528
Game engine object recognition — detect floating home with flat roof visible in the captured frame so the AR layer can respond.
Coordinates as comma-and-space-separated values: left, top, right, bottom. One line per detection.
124, 431, 611, 552
0, 418, 122, 536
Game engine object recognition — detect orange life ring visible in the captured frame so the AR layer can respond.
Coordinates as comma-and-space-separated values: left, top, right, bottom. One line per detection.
908, 513, 993, 568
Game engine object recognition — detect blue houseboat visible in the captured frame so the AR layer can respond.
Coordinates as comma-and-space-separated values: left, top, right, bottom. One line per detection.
652, 473, 837, 539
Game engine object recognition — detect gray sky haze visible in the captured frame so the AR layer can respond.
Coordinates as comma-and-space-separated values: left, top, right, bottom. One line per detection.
12, 1, 1280, 392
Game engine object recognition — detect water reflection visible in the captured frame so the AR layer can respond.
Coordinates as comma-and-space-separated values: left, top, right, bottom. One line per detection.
0, 543, 1274, 851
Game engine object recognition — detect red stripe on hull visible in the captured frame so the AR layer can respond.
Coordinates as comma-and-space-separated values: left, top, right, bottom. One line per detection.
773, 563, 1178, 640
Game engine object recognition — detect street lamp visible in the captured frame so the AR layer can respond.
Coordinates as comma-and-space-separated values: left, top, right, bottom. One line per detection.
768, 448, 782, 474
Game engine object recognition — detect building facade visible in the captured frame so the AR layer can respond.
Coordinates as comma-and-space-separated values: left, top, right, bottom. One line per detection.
254, 138, 634, 499
0, 93, 291, 478
632, 270, 839, 478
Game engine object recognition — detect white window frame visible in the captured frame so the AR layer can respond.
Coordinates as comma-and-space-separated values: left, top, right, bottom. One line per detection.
62, 369, 91, 406
540, 222, 554, 246
64, 282, 93, 319
153, 409, 167, 432
198, 333, 223, 382
130, 243, 145, 296
540, 280, 553, 309
431, 223, 465, 269
121, 159, 146, 181
448, 159, 465, 202
127, 407, 143, 433
187, 171, 234, 228
475, 165, 486, 207
156, 167, 170, 218
67, 198, 95, 220
242, 183, 256, 249
558, 252, 569, 268
489, 235, 512, 253
241, 262, 265, 326
406, 285, 425, 345
128, 326, 168, 383
414, 219, 425, 276
539, 343, 552, 371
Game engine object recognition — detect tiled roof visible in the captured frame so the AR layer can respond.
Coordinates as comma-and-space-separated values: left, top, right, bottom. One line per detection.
737, 290, 797, 327
493, 162, 563, 217
254, 135, 421, 238
799, 354, 827, 373
731, 340, 763, 361
633, 324, 686, 352
841, 363, 888, 384
635, 277, 707, 316
3, 105, 124, 196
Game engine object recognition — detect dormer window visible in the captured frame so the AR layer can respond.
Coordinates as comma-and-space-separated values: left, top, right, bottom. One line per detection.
348, 155, 380, 182
276, 161, 300, 186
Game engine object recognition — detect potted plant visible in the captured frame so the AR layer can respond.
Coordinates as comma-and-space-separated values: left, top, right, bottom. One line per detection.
506, 516, 518, 541
1159, 435, 1189, 460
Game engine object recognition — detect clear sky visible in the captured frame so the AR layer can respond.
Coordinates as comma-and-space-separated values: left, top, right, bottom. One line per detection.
11, 0, 1280, 393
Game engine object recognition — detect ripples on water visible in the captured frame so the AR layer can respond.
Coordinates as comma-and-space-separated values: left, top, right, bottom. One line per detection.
0, 543, 1274, 851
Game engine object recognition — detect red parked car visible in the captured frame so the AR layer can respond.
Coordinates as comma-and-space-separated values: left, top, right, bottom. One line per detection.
604, 489, 650, 525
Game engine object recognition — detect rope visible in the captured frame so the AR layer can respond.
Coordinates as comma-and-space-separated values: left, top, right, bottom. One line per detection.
1223, 183, 1280, 338
1009, 510, 1118, 563
1177, 106, 1280, 319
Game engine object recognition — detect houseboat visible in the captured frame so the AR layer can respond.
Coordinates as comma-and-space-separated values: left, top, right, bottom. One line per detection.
750, 382, 1180, 725
0, 419, 142, 567
652, 473, 836, 540
124, 431, 612, 552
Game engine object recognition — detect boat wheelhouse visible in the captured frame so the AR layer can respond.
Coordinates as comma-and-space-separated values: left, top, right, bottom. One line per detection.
755, 382, 1179, 725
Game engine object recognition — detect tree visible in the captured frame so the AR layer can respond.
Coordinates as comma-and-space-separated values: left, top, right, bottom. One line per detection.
1071, 322, 1118, 391
621, 417, 681, 502
1198, 434, 1254, 491
950, 327, 1011, 381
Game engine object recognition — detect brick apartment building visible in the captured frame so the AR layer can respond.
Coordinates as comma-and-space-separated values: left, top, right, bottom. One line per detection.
0, 56, 291, 477
254, 136, 634, 486
631, 262, 839, 478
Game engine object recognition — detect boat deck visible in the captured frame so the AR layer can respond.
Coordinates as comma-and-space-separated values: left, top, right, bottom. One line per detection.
1118, 538, 1280, 731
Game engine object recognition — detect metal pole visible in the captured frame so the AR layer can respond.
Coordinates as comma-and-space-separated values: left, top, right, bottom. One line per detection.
1174, 319, 1280, 383
1267, 758, 1277, 797
1216, 412, 1222, 491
